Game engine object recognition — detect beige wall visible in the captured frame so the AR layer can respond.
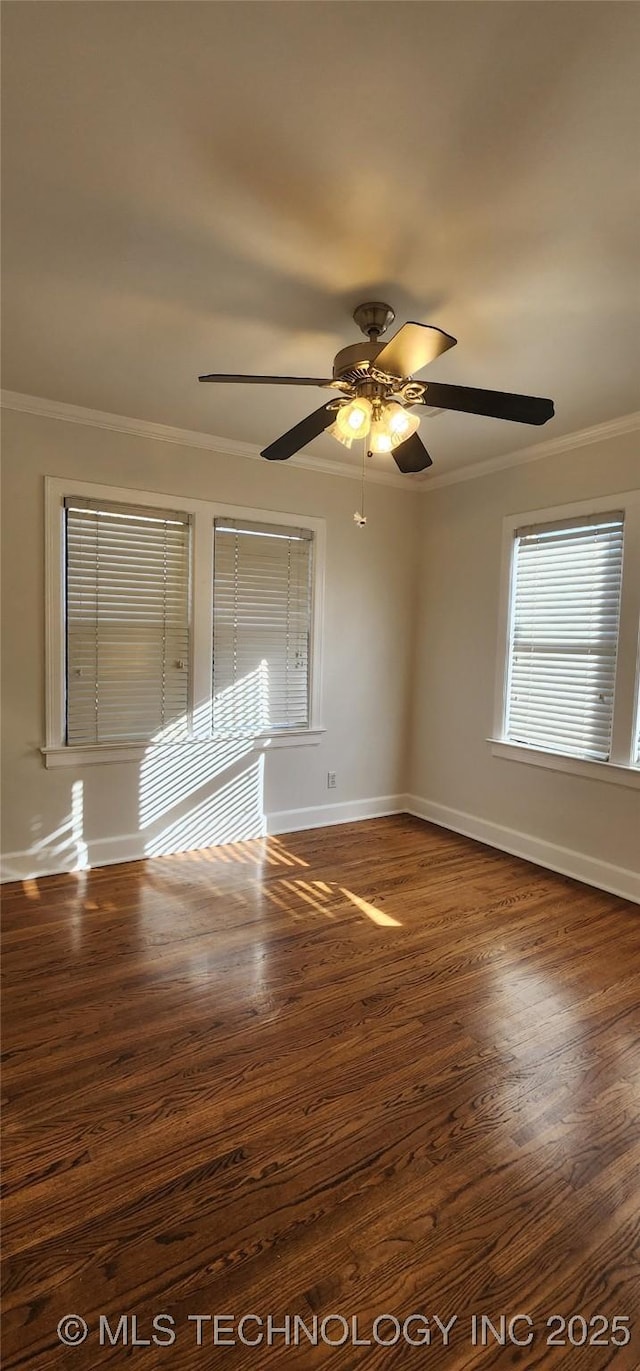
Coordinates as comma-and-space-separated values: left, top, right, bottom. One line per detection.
1, 407, 419, 873
408, 430, 640, 885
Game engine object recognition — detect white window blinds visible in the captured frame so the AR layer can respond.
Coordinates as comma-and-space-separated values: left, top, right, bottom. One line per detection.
212, 519, 313, 735
505, 513, 624, 761
65, 499, 191, 744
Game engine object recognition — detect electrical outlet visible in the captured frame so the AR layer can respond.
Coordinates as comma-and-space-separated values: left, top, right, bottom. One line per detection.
327, 771, 337, 789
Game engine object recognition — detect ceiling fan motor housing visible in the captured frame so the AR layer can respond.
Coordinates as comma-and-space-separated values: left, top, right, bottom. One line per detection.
332, 341, 385, 385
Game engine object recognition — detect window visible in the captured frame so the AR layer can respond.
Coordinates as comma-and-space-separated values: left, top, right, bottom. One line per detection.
45, 480, 325, 764
212, 519, 313, 736
493, 492, 640, 786
505, 513, 624, 760
65, 499, 191, 744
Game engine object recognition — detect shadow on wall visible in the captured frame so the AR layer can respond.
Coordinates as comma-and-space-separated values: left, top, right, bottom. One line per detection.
4, 669, 270, 879
16, 778, 89, 877
139, 666, 270, 856
140, 740, 265, 856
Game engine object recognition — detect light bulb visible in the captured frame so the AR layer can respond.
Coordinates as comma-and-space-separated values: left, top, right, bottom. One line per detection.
368, 420, 393, 454
335, 398, 372, 441
384, 402, 420, 447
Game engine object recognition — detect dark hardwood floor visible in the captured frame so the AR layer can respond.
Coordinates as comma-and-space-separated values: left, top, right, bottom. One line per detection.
2, 815, 639, 1369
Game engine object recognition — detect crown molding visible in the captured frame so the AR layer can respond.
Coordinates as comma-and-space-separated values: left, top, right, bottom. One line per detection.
0, 390, 412, 491
418, 411, 640, 491
2, 390, 637, 495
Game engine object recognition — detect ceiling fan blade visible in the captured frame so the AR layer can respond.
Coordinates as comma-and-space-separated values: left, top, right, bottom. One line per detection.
391, 431, 433, 474
199, 373, 338, 387
374, 322, 457, 379
261, 404, 335, 461
421, 382, 554, 426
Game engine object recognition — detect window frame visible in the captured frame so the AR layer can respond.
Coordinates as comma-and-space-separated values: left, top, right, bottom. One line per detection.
43, 477, 326, 767
491, 489, 640, 790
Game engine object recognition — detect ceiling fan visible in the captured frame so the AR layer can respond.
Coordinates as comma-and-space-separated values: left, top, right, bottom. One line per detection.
199, 302, 555, 474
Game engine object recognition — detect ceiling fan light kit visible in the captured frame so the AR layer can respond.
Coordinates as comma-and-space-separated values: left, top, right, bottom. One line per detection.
199, 300, 555, 477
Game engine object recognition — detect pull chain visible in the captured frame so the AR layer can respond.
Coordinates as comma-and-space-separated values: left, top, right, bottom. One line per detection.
354, 436, 368, 528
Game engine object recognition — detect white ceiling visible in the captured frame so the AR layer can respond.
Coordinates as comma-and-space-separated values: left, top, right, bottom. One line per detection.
2, 1, 639, 478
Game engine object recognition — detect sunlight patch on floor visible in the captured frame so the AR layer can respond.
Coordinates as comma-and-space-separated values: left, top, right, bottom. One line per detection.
272, 875, 402, 927
340, 887, 402, 927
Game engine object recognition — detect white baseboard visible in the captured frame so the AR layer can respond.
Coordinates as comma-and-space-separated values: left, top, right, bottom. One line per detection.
0, 795, 405, 882
0, 832, 168, 883
267, 794, 405, 836
405, 794, 640, 905
4, 794, 636, 903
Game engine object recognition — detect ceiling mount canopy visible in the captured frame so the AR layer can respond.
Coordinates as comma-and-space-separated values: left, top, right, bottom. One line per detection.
352, 300, 396, 341
199, 303, 555, 475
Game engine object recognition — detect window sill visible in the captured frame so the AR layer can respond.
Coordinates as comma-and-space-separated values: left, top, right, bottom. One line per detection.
41, 729, 325, 768
489, 739, 640, 789
252, 728, 325, 750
